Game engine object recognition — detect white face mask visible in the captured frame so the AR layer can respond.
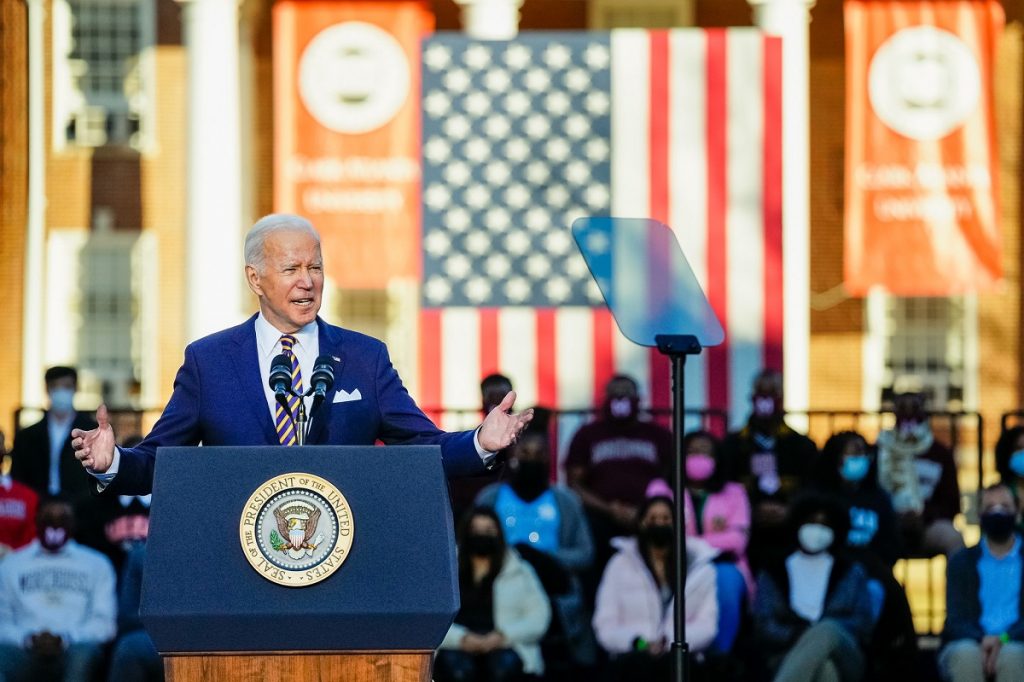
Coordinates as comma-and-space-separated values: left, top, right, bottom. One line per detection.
798, 523, 834, 554
48, 388, 75, 415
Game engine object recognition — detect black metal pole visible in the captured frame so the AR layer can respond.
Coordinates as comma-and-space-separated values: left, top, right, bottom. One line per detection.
655, 334, 701, 682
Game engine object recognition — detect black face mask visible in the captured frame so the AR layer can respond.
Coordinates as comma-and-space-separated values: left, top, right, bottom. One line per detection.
510, 461, 549, 500
465, 534, 501, 557
641, 524, 673, 548
981, 511, 1018, 543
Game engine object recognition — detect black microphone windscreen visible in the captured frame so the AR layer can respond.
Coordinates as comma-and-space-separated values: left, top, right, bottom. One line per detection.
269, 353, 292, 393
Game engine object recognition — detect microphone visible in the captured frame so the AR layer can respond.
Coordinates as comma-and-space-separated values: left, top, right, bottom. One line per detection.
269, 353, 293, 409
310, 355, 335, 408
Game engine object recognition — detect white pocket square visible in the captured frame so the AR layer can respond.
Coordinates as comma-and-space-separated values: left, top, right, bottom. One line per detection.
333, 388, 362, 404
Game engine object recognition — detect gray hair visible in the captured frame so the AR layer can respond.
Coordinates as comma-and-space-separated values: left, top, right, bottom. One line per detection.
244, 214, 321, 273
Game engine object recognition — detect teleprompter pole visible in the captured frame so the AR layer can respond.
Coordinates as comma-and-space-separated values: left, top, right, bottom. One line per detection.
655, 334, 703, 682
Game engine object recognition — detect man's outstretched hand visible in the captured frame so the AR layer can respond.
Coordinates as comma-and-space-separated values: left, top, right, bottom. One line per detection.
477, 391, 533, 453
71, 404, 116, 473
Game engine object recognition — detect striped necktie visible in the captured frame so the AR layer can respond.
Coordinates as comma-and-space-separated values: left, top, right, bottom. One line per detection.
275, 334, 304, 446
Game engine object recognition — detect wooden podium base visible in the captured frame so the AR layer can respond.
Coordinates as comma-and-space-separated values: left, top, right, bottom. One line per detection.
164, 651, 433, 682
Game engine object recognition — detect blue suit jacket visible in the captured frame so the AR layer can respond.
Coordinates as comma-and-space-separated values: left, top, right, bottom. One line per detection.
107, 315, 482, 495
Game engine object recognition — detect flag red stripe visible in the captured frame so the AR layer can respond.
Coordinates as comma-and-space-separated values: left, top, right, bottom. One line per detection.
592, 307, 616, 406
535, 309, 558, 408
479, 308, 500, 379
705, 29, 730, 412
762, 36, 784, 372
419, 309, 443, 420
648, 30, 671, 412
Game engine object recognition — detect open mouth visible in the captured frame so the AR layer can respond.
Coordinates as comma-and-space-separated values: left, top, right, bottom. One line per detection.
292, 298, 315, 307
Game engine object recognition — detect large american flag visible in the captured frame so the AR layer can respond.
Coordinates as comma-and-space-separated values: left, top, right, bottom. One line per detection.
418, 30, 783, 441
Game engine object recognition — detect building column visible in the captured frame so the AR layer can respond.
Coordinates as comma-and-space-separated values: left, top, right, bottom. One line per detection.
748, 0, 815, 419
454, 0, 523, 39
178, 0, 244, 341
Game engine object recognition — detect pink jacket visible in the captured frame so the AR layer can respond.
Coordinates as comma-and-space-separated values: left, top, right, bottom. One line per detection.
592, 536, 718, 655
684, 482, 754, 594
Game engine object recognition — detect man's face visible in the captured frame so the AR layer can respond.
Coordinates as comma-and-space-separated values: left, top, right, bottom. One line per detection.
245, 230, 324, 334
981, 487, 1016, 516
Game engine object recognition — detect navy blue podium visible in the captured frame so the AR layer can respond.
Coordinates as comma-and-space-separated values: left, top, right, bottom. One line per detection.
140, 445, 458, 682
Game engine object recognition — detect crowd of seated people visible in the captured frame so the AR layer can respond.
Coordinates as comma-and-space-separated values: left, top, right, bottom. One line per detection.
5, 363, 1024, 682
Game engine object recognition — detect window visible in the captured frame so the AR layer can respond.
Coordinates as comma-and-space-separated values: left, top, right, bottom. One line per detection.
864, 292, 978, 411
53, 0, 155, 150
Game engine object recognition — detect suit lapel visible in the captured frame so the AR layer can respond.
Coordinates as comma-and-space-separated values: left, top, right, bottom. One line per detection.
231, 315, 279, 445
307, 319, 345, 444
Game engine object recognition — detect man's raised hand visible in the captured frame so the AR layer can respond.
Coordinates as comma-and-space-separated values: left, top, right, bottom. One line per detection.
477, 391, 534, 453
71, 404, 116, 473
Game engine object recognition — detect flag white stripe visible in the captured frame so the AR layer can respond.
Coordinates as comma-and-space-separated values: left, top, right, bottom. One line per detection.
440, 309, 481, 428
499, 307, 538, 408
670, 30, 710, 422
726, 31, 766, 427
556, 308, 595, 409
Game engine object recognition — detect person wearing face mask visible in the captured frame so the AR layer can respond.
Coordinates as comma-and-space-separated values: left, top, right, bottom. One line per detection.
436, 507, 551, 682
753, 493, 874, 682
877, 391, 964, 557
10, 367, 97, 504
994, 425, 1024, 523
475, 430, 597, 672
592, 495, 719, 681
721, 369, 818, 573
0, 496, 116, 682
939, 483, 1024, 682
0, 432, 39, 560
566, 375, 674, 599
815, 432, 918, 681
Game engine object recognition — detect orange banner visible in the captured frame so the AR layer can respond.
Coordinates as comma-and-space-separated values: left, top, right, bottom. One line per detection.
844, 0, 1003, 296
273, 1, 432, 288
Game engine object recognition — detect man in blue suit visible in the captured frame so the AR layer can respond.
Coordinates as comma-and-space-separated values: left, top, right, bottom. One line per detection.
71, 214, 533, 495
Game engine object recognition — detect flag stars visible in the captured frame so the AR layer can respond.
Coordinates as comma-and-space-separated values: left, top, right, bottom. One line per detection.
566, 253, 590, 277
504, 138, 531, 163
544, 230, 572, 255
485, 254, 512, 279
424, 137, 451, 164
484, 114, 512, 140
564, 114, 590, 140
505, 277, 531, 303
565, 160, 590, 186
585, 185, 611, 209
424, 43, 452, 71
504, 183, 531, 209
585, 91, 610, 116
446, 208, 471, 232
525, 161, 550, 185
464, 276, 492, 304
464, 137, 491, 163
545, 138, 570, 163
445, 253, 472, 280
545, 91, 571, 116
587, 280, 605, 303
543, 44, 572, 70
444, 69, 471, 93
424, 91, 452, 118
465, 230, 491, 255
484, 206, 511, 231
564, 68, 590, 93
464, 44, 492, 69
584, 43, 611, 70
545, 276, 571, 303
585, 138, 610, 162
504, 230, 531, 256
465, 184, 490, 209
425, 184, 451, 211
485, 68, 512, 93
465, 91, 491, 117
524, 68, 551, 93
585, 230, 610, 255
484, 161, 512, 186
524, 207, 550, 232
424, 231, 451, 257
443, 115, 471, 140
504, 44, 532, 70
424, 276, 452, 304
524, 114, 551, 140
545, 184, 570, 208
504, 91, 531, 117
525, 254, 552, 279
443, 161, 471, 187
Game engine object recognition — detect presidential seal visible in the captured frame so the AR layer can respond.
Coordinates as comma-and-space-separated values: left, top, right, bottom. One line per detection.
239, 473, 354, 587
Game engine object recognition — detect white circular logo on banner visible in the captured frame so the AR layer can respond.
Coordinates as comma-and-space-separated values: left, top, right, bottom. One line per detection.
868, 26, 981, 141
298, 22, 411, 134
